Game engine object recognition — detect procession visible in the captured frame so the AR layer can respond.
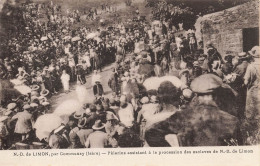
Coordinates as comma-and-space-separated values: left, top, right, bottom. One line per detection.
0, 0, 259, 149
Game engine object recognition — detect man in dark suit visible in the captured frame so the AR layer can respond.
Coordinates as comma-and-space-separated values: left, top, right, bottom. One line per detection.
93, 81, 104, 98
145, 74, 240, 147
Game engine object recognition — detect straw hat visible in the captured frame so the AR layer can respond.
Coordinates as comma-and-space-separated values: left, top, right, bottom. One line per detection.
238, 52, 248, 59
106, 112, 118, 121
31, 85, 40, 91
92, 120, 105, 130
38, 96, 47, 101
78, 117, 87, 128
248, 46, 259, 58
40, 89, 49, 97
42, 101, 50, 106
73, 109, 84, 119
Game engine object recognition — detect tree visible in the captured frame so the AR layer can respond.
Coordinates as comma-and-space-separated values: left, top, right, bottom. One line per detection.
146, 0, 253, 30
0, 0, 27, 58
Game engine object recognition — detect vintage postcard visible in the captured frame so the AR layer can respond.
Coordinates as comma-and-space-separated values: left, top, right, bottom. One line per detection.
0, 0, 259, 165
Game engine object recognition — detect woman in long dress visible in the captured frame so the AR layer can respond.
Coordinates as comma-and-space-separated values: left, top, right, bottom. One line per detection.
61, 70, 70, 93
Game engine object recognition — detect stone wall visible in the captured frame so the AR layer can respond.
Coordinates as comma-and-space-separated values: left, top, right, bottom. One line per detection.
199, 0, 259, 57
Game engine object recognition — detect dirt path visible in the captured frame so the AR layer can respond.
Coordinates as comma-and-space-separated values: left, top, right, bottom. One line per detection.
49, 63, 115, 111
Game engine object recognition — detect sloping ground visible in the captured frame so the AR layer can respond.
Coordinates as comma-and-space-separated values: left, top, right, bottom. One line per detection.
33, 0, 152, 29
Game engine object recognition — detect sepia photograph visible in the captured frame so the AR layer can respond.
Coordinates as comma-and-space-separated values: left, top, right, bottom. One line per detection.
0, 0, 259, 156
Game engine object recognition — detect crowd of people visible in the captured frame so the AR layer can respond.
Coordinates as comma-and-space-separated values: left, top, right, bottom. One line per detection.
0, 1, 259, 149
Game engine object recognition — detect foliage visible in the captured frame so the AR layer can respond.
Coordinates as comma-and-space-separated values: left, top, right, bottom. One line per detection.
146, 0, 253, 30
0, 1, 27, 58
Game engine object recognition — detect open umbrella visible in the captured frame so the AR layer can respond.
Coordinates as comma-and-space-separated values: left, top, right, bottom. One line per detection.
40, 36, 48, 41
34, 114, 63, 141
71, 36, 81, 42
63, 36, 71, 40
143, 76, 182, 90
53, 99, 81, 117
14, 85, 31, 95
159, 76, 182, 89
143, 77, 161, 90
94, 37, 102, 43
86, 32, 97, 39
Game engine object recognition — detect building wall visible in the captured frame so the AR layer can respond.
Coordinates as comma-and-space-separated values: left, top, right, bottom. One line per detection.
200, 0, 259, 57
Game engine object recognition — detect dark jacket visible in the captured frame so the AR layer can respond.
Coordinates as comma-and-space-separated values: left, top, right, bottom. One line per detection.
145, 102, 240, 147
93, 83, 104, 96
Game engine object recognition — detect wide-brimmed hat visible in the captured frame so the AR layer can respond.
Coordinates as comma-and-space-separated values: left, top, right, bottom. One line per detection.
179, 69, 189, 76
23, 104, 31, 110
190, 74, 223, 93
106, 112, 118, 121
30, 103, 39, 108
40, 89, 49, 97
42, 101, 50, 106
78, 117, 87, 128
92, 120, 105, 130
248, 46, 259, 58
0, 116, 9, 122
31, 85, 40, 91
73, 109, 84, 119
238, 52, 248, 59
7, 103, 16, 110
198, 56, 206, 61
38, 96, 47, 102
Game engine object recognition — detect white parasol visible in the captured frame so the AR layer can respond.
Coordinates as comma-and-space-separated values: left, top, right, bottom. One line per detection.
14, 85, 31, 95
63, 36, 71, 40
40, 36, 48, 41
10, 79, 23, 86
86, 32, 97, 39
94, 37, 102, 43
34, 114, 63, 140
159, 76, 182, 88
53, 99, 81, 117
143, 77, 161, 91
143, 76, 182, 90
71, 36, 81, 42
